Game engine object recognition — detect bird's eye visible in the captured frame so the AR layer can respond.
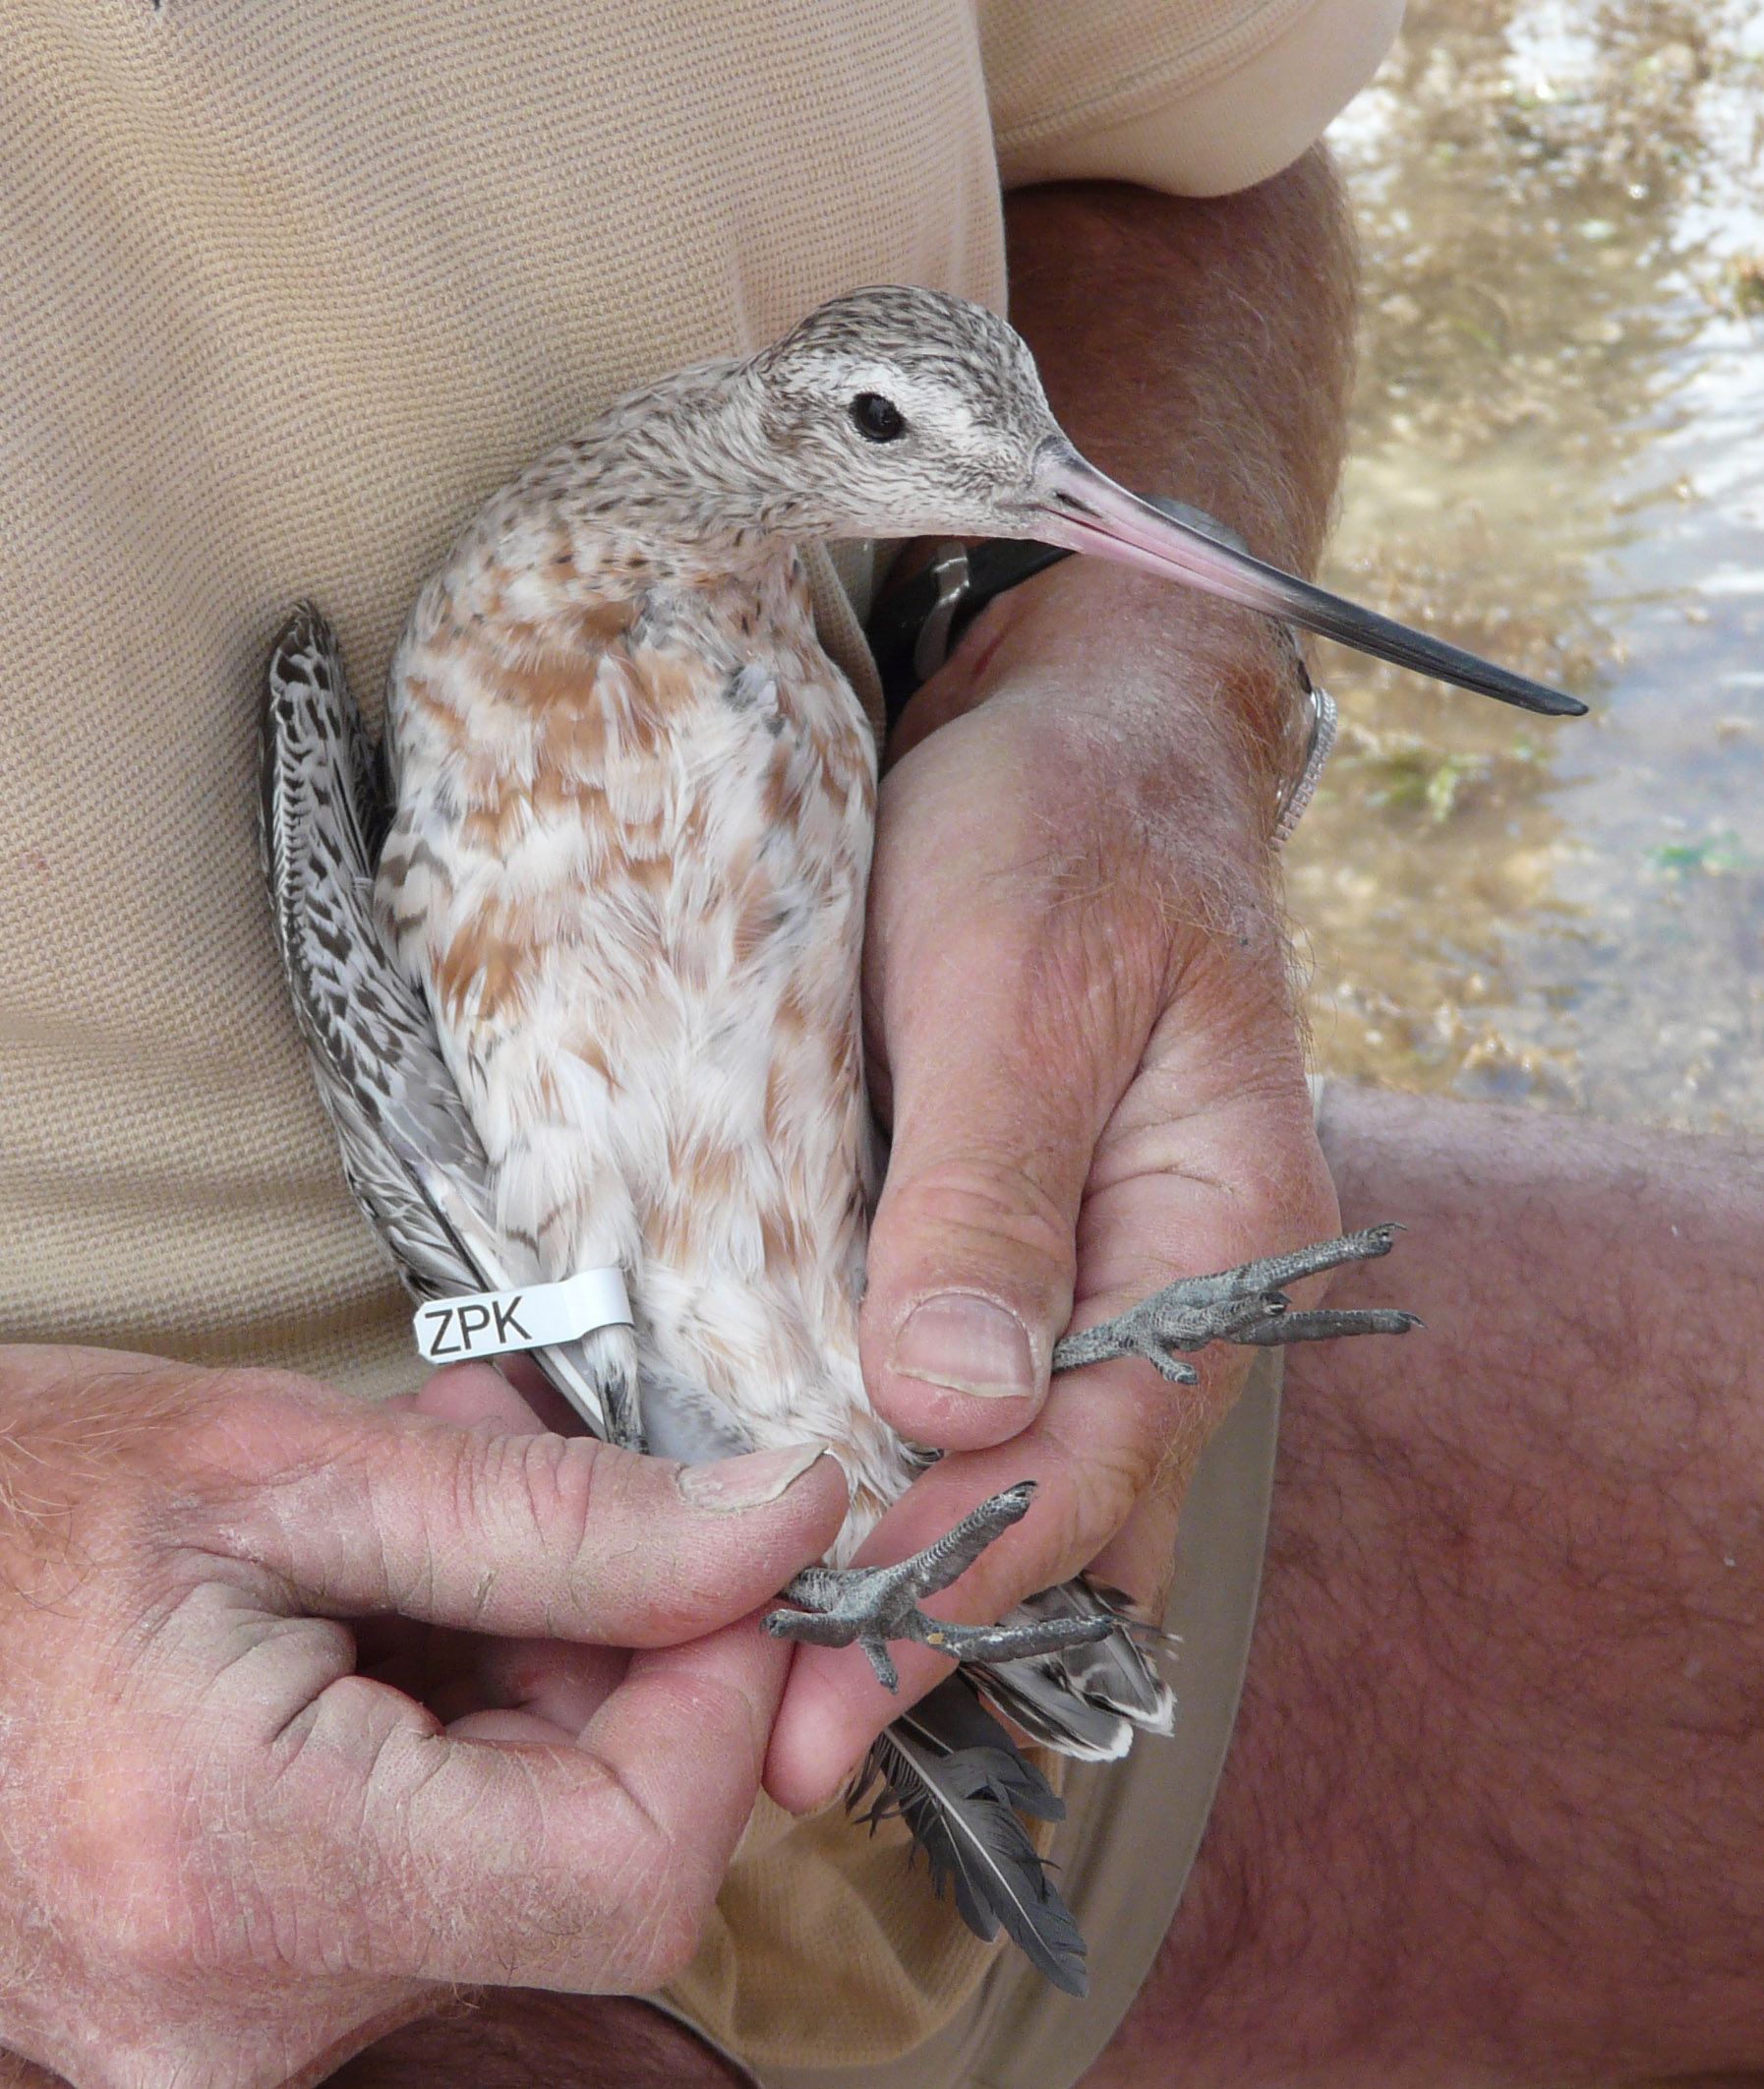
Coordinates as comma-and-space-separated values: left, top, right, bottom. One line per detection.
849, 392, 907, 444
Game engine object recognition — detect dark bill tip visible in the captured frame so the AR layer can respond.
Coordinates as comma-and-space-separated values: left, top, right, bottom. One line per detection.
1029, 452, 1589, 719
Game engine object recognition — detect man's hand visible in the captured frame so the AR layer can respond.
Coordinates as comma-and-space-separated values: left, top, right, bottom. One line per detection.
766, 577, 1339, 1803
768, 158, 1356, 1807
0, 1346, 845, 2089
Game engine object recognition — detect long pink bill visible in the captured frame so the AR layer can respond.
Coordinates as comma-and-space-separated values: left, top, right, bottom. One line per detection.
1029, 450, 1586, 719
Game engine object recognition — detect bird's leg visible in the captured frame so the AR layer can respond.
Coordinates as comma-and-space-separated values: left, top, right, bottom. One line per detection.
1050, 1223, 1421, 1386
767, 1227, 1418, 1691
764, 1482, 1114, 1692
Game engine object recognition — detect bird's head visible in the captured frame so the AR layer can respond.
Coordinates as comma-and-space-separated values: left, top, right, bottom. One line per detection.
724, 286, 1583, 716
581, 286, 1583, 718
730, 285, 1069, 542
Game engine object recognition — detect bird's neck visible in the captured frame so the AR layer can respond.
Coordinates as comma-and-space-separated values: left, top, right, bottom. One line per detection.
475, 355, 814, 585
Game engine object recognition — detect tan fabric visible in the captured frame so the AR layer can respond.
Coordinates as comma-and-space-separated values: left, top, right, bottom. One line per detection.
995, 0, 1408, 195
1, 4, 1390, 2078
982, 0, 1401, 190
2, 0, 1004, 1395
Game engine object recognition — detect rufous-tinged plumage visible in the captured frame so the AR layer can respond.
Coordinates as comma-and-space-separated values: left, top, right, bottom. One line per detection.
377, 502, 908, 1539
372, 292, 1090, 1559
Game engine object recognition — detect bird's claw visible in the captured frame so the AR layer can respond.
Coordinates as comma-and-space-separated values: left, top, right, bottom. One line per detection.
764, 1482, 1114, 1692
1050, 1224, 1421, 1386
766, 1231, 1417, 1689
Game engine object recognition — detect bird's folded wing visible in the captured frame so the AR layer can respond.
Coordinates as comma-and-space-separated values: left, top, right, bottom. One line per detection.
259, 602, 619, 1437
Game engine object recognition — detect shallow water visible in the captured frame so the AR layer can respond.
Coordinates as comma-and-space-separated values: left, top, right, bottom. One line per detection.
1296, 0, 1764, 1128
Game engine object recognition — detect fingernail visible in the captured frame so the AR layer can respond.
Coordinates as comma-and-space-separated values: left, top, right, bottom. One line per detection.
892, 1294, 1035, 1401
677, 1441, 830, 1512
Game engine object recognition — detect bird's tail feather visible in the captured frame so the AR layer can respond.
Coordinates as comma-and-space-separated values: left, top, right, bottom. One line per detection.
970, 1579, 1175, 1763
852, 1678, 1088, 1998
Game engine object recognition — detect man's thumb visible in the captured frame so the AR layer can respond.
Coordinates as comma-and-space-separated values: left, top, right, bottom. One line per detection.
859, 993, 1125, 1454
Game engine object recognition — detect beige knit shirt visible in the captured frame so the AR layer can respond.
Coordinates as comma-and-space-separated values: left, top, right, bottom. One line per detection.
1, 1, 1397, 2072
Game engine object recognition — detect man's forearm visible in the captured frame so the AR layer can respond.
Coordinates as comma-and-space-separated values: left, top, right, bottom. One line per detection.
1006, 153, 1356, 574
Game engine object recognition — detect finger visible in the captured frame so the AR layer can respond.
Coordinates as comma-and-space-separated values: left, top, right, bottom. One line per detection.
1082, 1480, 1189, 1623
413, 1362, 550, 1433
766, 1343, 1193, 1811
268, 1618, 790, 1991
446, 1712, 575, 1746
444, 1708, 582, 1745
1065, 1058, 1338, 1330
391, 1362, 583, 1436
1074, 1079, 1340, 1607
197, 1377, 848, 1647
859, 719, 1172, 1455
415, 1358, 587, 1439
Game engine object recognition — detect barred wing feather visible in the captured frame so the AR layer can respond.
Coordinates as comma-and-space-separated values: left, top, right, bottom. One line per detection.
259, 603, 627, 1441
972, 1579, 1176, 1763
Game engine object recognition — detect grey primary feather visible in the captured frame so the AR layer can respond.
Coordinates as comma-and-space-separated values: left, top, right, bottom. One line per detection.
852, 1678, 1088, 1998
259, 604, 636, 1443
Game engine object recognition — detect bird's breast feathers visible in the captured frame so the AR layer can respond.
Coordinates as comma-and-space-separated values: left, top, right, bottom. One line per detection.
377, 528, 907, 1531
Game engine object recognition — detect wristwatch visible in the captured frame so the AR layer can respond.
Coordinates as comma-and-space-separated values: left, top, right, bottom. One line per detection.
865, 495, 1336, 847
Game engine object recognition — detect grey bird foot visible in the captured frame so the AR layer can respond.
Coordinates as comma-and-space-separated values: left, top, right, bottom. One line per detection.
764, 1482, 1115, 1693
1051, 1223, 1421, 1387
